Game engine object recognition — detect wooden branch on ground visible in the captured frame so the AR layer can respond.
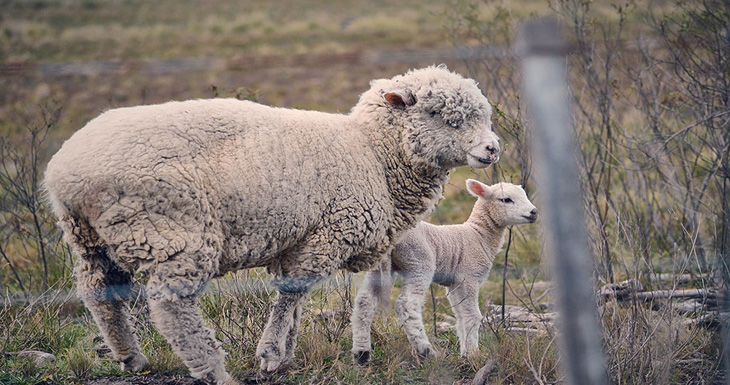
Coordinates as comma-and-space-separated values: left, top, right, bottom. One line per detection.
599, 279, 718, 303
635, 288, 717, 301
650, 273, 712, 285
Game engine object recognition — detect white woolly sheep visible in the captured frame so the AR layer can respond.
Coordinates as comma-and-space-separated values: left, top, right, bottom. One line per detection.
43, 65, 500, 385
350, 179, 537, 362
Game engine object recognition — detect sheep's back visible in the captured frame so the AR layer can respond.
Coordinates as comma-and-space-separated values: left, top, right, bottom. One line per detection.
44, 98, 388, 273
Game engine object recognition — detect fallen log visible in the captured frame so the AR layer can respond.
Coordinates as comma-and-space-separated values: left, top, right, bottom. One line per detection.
599, 279, 643, 300
485, 304, 556, 324
684, 312, 730, 329
634, 289, 717, 301
599, 279, 718, 303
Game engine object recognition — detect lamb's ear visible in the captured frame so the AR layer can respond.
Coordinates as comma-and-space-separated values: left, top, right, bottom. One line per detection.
466, 179, 491, 199
383, 91, 415, 109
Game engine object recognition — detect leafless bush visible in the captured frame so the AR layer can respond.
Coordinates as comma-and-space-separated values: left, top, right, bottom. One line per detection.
446, 0, 728, 382
0, 103, 72, 296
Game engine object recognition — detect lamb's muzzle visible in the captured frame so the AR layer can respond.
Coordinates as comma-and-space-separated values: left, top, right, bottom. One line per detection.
524, 208, 539, 223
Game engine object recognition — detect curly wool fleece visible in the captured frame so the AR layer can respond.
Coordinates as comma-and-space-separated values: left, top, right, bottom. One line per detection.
44, 65, 500, 384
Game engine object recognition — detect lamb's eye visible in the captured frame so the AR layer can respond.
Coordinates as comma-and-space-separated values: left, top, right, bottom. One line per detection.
500, 197, 513, 203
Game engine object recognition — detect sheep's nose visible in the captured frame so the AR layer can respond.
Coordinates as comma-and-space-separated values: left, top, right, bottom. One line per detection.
486, 144, 500, 155
530, 208, 538, 216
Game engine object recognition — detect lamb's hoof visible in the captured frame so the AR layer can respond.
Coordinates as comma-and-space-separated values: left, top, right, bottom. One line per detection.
353, 350, 370, 365
120, 353, 149, 372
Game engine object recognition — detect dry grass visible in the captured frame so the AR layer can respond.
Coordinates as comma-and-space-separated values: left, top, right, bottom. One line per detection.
1, 0, 728, 383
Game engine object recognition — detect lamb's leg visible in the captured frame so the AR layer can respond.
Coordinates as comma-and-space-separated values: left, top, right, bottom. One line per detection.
394, 272, 435, 358
350, 270, 385, 363
256, 290, 309, 372
145, 262, 232, 385
75, 249, 148, 372
446, 283, 482, 357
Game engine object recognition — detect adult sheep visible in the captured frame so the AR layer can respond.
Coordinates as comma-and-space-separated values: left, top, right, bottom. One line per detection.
44, 65, 500, 385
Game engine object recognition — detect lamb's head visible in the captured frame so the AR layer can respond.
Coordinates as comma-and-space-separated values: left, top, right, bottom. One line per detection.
466, 179, 538, 227
357, 65, 500, 172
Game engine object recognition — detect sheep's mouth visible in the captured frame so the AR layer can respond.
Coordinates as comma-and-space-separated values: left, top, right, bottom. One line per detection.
469, 154, 493, 165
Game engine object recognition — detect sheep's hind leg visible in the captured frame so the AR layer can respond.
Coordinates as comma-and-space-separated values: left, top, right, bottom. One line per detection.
394, 273, 435, 359
73, 247, 148, 372
350, 270, 385, 364
146, 261, 232, 385
256, 289, 310, 372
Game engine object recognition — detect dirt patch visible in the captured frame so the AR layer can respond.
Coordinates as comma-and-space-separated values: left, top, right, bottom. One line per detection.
83, 373, 205, 385
82, 371, 287, 385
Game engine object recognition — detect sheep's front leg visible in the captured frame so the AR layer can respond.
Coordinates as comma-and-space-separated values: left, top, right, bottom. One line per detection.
145, 252, 233, 385
446, 282, 482, 357
148, 295, 232, 384
256, 290, 309, 372
257, 223, 354, 371
394, 273, 436, 358
350, 270, 385, 363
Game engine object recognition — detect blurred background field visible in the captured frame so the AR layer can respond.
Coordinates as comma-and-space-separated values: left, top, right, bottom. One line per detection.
1, 0, 728, 384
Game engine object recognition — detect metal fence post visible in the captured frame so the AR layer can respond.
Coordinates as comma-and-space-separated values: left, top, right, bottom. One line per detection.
517, 17, 609, 385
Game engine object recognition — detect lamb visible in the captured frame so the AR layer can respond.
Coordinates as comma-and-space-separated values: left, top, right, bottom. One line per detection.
43, 65, 500, 384
350, 179, 537, 362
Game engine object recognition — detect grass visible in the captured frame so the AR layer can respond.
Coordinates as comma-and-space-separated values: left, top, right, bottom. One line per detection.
0, 270, 555, 384
1, 0, 728, 383
0, 0, 451, 63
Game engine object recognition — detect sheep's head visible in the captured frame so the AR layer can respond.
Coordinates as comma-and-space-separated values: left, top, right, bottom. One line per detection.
466, 179, 538, 227
364, 65, 500, 172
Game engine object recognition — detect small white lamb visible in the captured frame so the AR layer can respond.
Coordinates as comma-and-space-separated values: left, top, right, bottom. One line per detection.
351, 179, 538, 361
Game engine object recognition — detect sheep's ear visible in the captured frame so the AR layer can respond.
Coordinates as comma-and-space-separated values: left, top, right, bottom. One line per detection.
466, 179, 491, 199
384, 91, 415, 109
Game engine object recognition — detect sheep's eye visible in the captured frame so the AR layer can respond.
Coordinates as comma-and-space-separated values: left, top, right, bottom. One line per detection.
500, 197, 513, 204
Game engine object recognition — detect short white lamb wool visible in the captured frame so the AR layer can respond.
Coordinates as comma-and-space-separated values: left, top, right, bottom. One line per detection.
44, 66, 500, 384
351, 179, 537, 362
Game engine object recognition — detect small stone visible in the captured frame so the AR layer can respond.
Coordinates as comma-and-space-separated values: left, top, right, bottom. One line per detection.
17, 350, 56, 366
472, 359, 498, 385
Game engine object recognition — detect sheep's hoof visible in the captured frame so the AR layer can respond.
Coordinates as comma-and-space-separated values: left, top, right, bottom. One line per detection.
353, 350, 371, 365
416, 345, 438, 359
220, 377, 241, 385
260, 357, 282, 373
120, 353, 149, 372
259, 354, 293, 373
201, 371, 238, 385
